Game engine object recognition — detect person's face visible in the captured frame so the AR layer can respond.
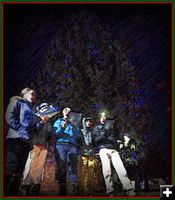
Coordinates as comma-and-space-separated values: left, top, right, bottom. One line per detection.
85, 120, 92, 128
23, 90, 36, 103
63, 108, 71, 119
100, 116, 106, 124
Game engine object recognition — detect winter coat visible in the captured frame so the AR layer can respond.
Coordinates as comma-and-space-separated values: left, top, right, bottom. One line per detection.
5, 96, 42, 140
93, 123, 118, 150
53, 118, 81, 146
80, 118, 94, 157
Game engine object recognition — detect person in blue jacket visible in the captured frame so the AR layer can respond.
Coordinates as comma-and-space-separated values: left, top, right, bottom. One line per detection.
4, 87, 48, 196
53, 107, 81, 196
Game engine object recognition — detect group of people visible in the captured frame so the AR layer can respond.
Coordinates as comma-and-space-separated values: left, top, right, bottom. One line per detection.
4, 87, 136, 196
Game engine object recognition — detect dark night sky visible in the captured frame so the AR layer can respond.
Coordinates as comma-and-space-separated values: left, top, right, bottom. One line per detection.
4, 4, 172, 178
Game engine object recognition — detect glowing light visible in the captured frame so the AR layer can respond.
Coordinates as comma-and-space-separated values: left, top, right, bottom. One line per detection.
124, 135, 130, 146
101, 112, 106, 118
119, 144, 124, 149
99, 109, 109, 118
130, 144, 136, 150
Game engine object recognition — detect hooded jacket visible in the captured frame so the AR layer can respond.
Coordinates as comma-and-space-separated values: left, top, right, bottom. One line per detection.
80, 117, 94, 157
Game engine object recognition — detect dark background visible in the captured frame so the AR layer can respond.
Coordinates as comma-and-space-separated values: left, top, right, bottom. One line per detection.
4, 4, 172, 179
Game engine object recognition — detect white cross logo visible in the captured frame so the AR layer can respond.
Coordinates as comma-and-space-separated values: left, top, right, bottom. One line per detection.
163, 188, 172, 197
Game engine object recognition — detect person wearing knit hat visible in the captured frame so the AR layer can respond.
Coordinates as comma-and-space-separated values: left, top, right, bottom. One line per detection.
20, 102, 56, 196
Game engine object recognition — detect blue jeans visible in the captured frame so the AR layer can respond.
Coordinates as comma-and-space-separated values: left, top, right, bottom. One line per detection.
55, 144, 79, 185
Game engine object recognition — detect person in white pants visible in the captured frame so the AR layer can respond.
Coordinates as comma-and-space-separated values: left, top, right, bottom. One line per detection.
93, 112, 135, 196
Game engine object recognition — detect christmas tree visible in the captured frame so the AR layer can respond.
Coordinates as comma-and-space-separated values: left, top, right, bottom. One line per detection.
31, 11, 152, 167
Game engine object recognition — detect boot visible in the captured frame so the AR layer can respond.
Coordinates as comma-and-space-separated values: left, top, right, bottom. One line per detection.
5, 174, 21, 196
69, 184, 78, 196
29, 184, 41, 196
59, 184, 67, 196
19, 184, 30, 196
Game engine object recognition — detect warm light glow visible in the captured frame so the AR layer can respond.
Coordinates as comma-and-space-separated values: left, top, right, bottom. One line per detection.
124, 135, 130, 146
101, 112, 106, 118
